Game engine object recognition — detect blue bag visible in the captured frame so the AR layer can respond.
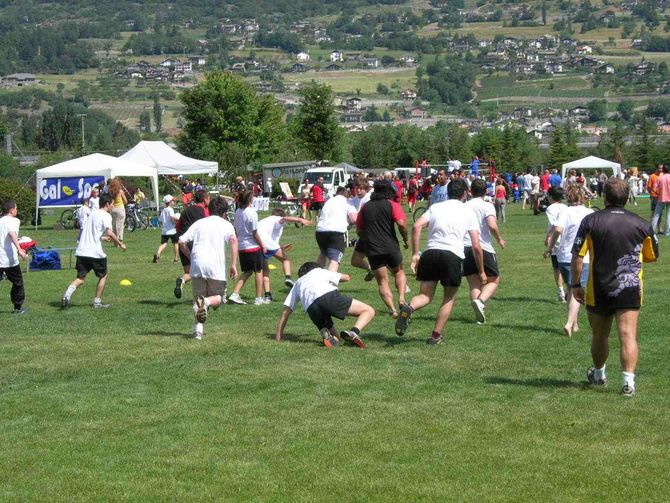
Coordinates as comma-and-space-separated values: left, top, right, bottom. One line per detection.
29, 248, 62, 271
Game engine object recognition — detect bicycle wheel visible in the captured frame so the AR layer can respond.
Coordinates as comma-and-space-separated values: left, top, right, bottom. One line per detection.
413, 206, 427, 223
137, 209, 151, 229
125, 215, 137, 232
60, 209, 75, 229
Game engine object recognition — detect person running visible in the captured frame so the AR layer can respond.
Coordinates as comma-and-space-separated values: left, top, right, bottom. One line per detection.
61, 194, 127, 309
0, 200, 28, 314
300, 180, 312, 221
178, 196, 238, 340
356, 180, 409, 318
494, 177, 507, 223
407, 174, 419, 212
275, 262, 375, 348
174, 189, 210, 299
464, 179, 506, 324
572, 178, 658, 396
314, 186, 357, 272
395, 178, 484, 345
257, 208, 311, 302
349, 181, 374, 280
430, 169, 449, 205
310, 177, 327, 219
544, 186, 568, 303
153, 194, 179, 263
545, 185, 594, 337
228, 190, 266, 305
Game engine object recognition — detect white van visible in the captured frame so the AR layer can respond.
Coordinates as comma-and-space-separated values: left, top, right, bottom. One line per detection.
298, 166, 349, 199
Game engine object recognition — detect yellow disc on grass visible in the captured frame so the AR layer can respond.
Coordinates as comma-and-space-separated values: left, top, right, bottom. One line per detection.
268, 264, 277, 270
120, 279, 132, 286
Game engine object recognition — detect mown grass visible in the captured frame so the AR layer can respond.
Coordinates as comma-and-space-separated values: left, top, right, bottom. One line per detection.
1, 199, 669, 499
283, 68, 416, 94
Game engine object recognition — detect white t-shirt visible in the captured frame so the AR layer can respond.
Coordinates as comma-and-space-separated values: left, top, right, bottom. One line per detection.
76, 209, 112, 259
545, 202, 567, 254
463, 197, 496, 253
89, 196, 99, 210
422, 199, 479, 259
556, 205, 594, 264
316, 195, 356, 233
0, 215, 20, 268
349, 191, 371, 212
523, 173, 533, 191
284, 268, 342, 312
179, 216, 235, 281
258, 215, 284, 251
75, 205, 91, 229
159, 206, 177, 236
234, 207, 260, 250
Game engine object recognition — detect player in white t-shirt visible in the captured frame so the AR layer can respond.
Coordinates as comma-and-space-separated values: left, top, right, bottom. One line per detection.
543, 186, 568, 303
0, 200, 28, 314
545, 185, 594, 337
314, 186, 357, 272
348, 180, 375, 279
275, 262, 375, 348
463, 179, 506, 324
395, 178, 485, 345
257, 208, 311, 303
62, 194, 127, 309
153, 194, 180, 263
75, 198, 91, 235
178, 196, 239, 340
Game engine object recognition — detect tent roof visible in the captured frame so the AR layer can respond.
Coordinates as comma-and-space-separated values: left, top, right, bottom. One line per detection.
562, 155, 620, 170
119, 141, 218, 176
36, 153, 159, 178
334, 162, 362, 174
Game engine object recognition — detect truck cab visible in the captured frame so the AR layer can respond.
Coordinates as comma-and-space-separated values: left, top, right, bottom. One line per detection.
298, 167, 349, 199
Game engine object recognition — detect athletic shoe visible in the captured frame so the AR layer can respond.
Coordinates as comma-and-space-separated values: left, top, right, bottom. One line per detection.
263, 297, 272, 304
405, 285, 411, 293
174, 277, 184, 299
264, 293, 273, 302
11, 307, 26, 315
153, 254, 159, 263
621, 384, 635, 397
228, 293, 246, 305
339, 330, 366, 348
558, 291, 567, 303
471, 299, 486, 324
93, 302, 111, 309
284, 278, 295, 288
586, 367, 607, 387
395, 304, 413, 336
320, 327, 339, 348
254, 297, 266, 305
193, 327, 203, 340
426, 335, 444, 345
364, 270, 374, 282
194, 295, 208, 323
61, 297, 70, 310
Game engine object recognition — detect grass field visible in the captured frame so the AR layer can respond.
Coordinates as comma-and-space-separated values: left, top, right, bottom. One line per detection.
477, 74, 607, 100
283, 68, 416, 95
1, 199, 669, 499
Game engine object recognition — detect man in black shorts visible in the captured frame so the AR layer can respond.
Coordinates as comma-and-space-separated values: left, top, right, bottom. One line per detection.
572, 178, 658, 396
395, 178, 485, 345
174, 189, 210, 299
314, 186, 357, 272
275, 262, 375, 348
356, 180, 409, 318
62, 194, 127, 309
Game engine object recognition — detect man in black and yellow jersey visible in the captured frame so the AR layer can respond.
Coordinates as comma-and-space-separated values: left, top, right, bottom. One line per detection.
571, 178, 658, 397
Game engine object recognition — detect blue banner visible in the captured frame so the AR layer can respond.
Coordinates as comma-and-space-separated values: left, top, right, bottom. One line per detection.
39, 176, 106, 207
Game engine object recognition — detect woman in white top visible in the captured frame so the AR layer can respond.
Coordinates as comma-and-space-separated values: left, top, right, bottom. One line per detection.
545, 185, 594, 337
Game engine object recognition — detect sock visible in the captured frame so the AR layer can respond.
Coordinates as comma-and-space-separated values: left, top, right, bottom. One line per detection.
64, 285, 76, 299
204, 298, 210, 307
558, 286, 565, 296
93, 297, 101, 305
622, 371, 635, 389
594, 365, 606, 381
194, 322, 203, 334
431, 330, 441, 340
350, 327, 360, 336
265, 291, 272, 298
285, 275, 292, 280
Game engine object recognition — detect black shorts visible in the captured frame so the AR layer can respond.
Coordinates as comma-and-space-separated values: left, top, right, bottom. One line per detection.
179, 244, 191, 267
354, 238, 366, 253
551, 254, 559, 270
416, 249, 462, 287
586, 304, 640, 318
161, 234, 178, 245
75, 256, 108, 279
315, 231, 346, 263
240, 249, 265, 273
462, 247, 500, 278
368, 251, 403, 271
306, 290, 353, 330
310, 201, 324, 211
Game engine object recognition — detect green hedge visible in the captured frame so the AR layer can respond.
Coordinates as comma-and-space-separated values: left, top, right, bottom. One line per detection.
0, 177, 36, 225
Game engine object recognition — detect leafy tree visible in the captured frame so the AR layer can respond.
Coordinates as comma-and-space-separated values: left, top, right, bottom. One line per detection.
541, 1, 547, 26
587, 100, 608, 122
617, 100, 634, 121
376, 83, 389, 95
631, 119, 658, 169
178, 71, 287, 174
139, 111, 151, 132
292, 82, 341, 161
363, 105, 382, 122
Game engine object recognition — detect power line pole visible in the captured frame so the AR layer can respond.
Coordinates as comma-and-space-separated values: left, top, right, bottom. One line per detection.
78, 113, 87, 150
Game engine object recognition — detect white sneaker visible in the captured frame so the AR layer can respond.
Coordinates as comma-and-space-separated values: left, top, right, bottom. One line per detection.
471, 299, 486, 324
254, 297, 266, 305
228, 293, 246, 305
193, 322, 203, 340
405, 285, 411, 293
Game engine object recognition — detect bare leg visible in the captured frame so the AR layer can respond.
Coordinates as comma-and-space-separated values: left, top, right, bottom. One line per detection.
466, 275, 481, 301
317, 254, 327, 268
391, 264, 407, 306
433, 286, 459, 335
262, 266, 271, 294
553, 267, 564, 290
408, 281, 438, 312
155, 242, 167, 259
615, 309, 639, 373
587, 310, 613, 368
254, 271, 263, 298
478, 276, 500, 303
564, 289, 582, 337
172, 243, 179, 261
326, 259, 340, 272
347, 299, 376, 331
350, 249, 370, 272
233, 271, 252, 295
95, 274, 108, 300
374, 267, 396, 317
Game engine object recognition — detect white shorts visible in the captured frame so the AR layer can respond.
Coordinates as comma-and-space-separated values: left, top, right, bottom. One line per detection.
191, 277, 227, 298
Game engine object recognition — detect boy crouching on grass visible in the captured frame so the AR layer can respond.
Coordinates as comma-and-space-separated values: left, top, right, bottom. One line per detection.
275, 262, 375, 348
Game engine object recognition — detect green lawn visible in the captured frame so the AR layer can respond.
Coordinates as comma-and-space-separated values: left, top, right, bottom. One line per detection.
1, 199, 669, 499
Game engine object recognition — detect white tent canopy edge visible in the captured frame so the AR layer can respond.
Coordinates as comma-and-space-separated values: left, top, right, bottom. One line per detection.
119, 141, 218, 176
561, 155, 622, 180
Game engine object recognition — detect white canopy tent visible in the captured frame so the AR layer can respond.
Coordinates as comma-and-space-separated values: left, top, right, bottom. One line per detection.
119, 141, 218, 176
562, 155, 621, 180
35, 153, 160, 212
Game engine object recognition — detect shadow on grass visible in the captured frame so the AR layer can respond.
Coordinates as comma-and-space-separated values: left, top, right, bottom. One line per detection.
267, 332, 327, 346
138, 299, 182, 307
144, 331, 189, 337
495, 296, 559, 305
485, 376, 583, 389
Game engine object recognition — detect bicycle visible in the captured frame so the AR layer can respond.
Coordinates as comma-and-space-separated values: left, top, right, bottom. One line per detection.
413, 203, 428, 223
125, 204, 151, 232
271, 197, 304, 227
59, 207, 79, 229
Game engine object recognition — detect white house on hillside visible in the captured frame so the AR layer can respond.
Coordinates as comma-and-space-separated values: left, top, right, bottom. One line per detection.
296, 52, 310, 62
330, 50, 344, 62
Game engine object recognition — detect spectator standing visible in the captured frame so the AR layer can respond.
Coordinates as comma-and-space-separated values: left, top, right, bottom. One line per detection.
108, 178, 127, 241
430, 169, 449, 205
651, 165, 670, 236
543, 186, 568, 303
0, 200, 28, 314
